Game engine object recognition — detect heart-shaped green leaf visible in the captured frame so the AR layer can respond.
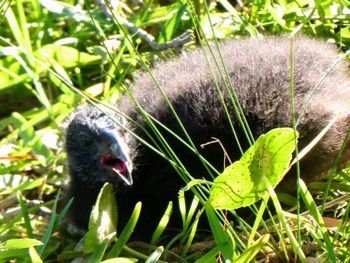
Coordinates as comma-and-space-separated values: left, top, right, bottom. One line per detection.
209, 128, 298, 209
84, 183, 117, 253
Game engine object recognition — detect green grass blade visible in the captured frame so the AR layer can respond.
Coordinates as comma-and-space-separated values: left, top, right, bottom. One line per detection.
88, 232, 116, 263
107, 202, 142, 258
236, 234, 270, 263
36, 189, 61, 256
17, 192, 33, 239
145, 246, 164, 263
298, 179, 336, 261
204, 203, 234, 261
151, 201, 172, 245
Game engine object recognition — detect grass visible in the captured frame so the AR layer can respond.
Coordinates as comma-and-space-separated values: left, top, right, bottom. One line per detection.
0, 0, 350, 262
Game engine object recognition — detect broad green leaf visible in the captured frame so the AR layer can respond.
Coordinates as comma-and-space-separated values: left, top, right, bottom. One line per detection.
0, 239, 42, 249
339, 27, 350, 40
0, 55, 30, 89
209, 128, 298, 209
84, 183, 117, 254
0, 177, 44, 195
39, 0, 89, 21
37, 44, 101, 69
157, 4, 187, 43
11, 112, 52, 158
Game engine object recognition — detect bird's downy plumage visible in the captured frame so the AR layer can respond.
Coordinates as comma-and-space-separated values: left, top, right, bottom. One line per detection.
65, 37, 350, 239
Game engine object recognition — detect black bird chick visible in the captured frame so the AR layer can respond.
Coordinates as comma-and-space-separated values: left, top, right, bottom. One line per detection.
65, 109, 133, 229
65, 37, 350, 239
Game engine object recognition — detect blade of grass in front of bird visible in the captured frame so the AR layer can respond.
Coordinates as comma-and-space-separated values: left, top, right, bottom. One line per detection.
107, 202, 142, 258
151, 201, 172, 245
298, 179, 336, 261
205, 203, 234, 261
36, 189, 61, 256
88, 232, 116, 263
264, 178, 307, 262
17, 192, 33, 239
145, 246, 164, 263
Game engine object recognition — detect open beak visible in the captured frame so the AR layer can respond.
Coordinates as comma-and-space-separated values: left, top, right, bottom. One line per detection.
99, 129, 133, 186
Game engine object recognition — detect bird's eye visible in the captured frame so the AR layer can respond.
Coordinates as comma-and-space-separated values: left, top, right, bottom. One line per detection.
78, 132, 94, 147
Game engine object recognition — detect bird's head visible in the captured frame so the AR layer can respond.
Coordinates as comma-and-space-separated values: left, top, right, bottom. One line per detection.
65, 106, 133, 188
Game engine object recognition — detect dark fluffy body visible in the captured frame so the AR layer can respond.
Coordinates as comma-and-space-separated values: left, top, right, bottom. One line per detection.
66, 37, 350, 240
